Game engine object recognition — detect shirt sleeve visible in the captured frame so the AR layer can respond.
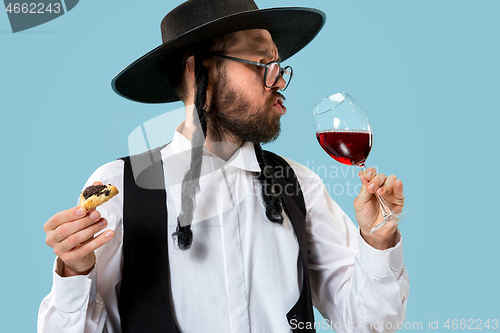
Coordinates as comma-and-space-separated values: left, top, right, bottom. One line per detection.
285, 158, 409, 333
38, 160, 125, 333
37, 259, 107, 333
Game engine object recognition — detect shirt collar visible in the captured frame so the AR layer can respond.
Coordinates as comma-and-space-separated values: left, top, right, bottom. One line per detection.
162, 123, 261, 173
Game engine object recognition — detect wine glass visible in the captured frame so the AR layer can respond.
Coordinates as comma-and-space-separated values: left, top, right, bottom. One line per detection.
312, 92, 409, 233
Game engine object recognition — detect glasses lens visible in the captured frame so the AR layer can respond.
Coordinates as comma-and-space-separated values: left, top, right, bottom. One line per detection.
281, 66, 292, 90
266, 62, 280, 87
266, 63, 292, 90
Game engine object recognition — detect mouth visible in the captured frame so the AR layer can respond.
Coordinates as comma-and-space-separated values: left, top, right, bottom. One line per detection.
272, 97, 287, 115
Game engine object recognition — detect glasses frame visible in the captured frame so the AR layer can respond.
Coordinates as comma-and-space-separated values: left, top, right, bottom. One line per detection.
211, 54, 293, 91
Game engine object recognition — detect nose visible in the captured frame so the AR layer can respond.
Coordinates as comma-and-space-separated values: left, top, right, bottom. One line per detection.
270, 74, 287, 91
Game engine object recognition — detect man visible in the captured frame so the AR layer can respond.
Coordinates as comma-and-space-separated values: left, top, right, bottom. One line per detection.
39, 0, 409, 332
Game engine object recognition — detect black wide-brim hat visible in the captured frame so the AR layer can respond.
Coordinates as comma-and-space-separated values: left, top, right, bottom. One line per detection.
111, 0, 326, 104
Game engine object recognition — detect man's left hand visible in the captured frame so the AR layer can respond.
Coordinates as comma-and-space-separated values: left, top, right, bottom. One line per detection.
354, 167, 405, 250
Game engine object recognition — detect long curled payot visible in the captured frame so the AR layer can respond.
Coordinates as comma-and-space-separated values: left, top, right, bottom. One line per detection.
172, 55, 209, 250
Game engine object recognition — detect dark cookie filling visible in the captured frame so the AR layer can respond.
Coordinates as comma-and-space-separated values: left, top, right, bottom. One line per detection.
82, 185, 111, 200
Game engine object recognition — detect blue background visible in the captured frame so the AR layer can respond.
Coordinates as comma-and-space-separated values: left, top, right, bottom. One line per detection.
1, 0, 499, 331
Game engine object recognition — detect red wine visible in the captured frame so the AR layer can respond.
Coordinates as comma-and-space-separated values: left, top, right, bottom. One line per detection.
316, 129, 372, 166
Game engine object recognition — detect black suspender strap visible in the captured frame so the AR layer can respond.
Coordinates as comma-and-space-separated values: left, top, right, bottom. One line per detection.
263, 150, 316, 333
118, 144, 181, 333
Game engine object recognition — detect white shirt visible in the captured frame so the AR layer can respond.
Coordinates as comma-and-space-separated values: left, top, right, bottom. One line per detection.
38, 129, 409, 333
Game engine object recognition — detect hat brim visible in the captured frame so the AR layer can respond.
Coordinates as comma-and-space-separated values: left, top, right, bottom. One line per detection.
111, 7, 326, 104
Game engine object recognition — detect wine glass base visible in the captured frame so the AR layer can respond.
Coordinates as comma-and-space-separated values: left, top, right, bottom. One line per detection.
369, 210, 413, 234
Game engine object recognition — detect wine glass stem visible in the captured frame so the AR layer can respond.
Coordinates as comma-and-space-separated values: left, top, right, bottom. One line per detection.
359, 165, 394, 218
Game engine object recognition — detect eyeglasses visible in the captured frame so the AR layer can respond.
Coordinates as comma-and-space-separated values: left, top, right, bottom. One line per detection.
211, 54, 293, 91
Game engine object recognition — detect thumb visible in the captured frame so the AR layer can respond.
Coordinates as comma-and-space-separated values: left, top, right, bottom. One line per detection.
354, 171, 374, 211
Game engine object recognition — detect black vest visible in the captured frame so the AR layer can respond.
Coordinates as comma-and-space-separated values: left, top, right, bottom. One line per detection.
118, 145, 316, 332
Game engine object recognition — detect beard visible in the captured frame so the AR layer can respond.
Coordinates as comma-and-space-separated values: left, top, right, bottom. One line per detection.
205, 71, 284, 144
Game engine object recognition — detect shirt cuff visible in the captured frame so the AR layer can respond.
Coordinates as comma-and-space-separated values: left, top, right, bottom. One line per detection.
357, 228, 404, 279
52, 258, 97, 313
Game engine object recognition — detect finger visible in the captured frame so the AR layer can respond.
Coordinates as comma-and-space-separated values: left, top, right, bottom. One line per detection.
358, 171, 367, 186
358, 169, 374, 189
70, 229, 115, 259
393, 179, 404, 201
382, 178, 404, 203
363, 167, 377, 182
358, 167, 380, 188
51, 210, 102, 243
377, 175, 397, 196
366, 173, 387, 194
356, 169, 382, 207
355, 175, 377, 208
44, 206, 90, 233
379, 178, 405, 208
56, 218, 108, 253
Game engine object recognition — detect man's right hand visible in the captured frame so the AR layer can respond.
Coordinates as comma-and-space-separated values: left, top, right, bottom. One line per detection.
44, 182, 115, 277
